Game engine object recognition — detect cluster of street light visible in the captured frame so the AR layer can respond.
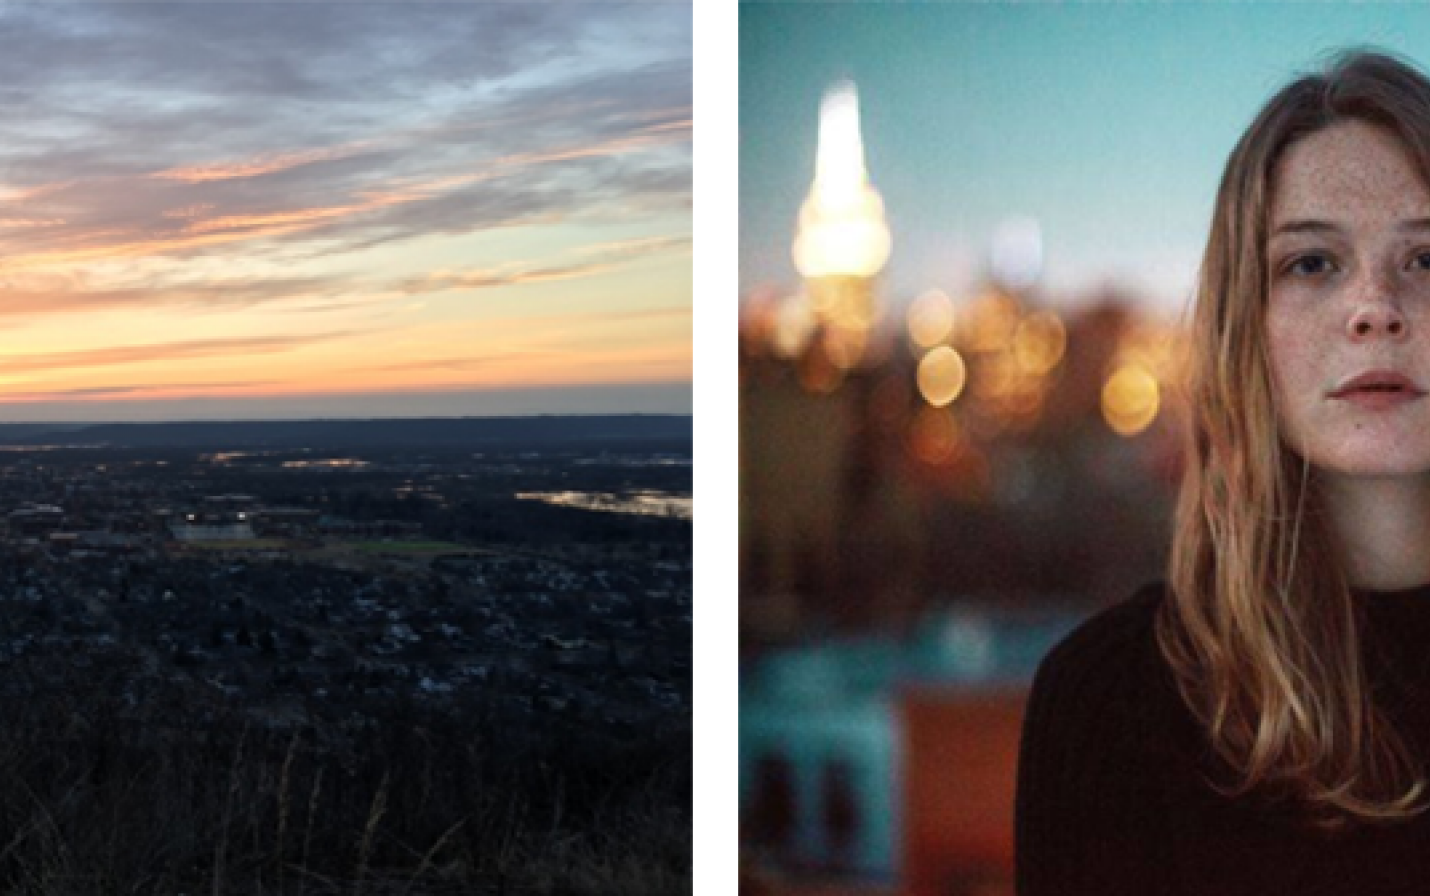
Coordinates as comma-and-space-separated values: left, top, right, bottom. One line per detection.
746, 80, 1183, 479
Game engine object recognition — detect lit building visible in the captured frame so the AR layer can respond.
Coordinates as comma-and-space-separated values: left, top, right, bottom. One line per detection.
169, 504, 254, 542
170, 519, 255, 542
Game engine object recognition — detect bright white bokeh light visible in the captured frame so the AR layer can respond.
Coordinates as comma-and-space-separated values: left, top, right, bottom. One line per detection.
814, 81, 867, 211
990, 216, 1043, 292
793, 80, 891, 279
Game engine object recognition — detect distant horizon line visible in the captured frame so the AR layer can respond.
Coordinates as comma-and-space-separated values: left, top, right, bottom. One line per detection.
0, 413, 694, 427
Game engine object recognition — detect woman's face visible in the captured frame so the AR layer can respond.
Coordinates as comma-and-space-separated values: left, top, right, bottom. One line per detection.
1265, 120, 1430, 476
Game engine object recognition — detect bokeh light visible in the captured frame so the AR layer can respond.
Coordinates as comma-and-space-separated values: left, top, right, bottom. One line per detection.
824, 325, 868, 371
916, 346, 967, 407
772, 293, 816, 359
793, 213, 891, 281
907, 288, 956, 349
1012, 310, 1067, 375
818, 277, 880, 332
1102, 364, 1161, 436
964, 290, 1022, 354
990, 216, 1043, 292
970, 350, 1018, 400
908, 405, 963, 465
792, 81, 891, 280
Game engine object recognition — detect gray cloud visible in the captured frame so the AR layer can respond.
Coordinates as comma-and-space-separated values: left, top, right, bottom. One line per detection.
0, 3, 691, 275
0, 5, 601, 105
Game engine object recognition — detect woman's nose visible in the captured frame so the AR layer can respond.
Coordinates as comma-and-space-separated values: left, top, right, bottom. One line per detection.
1347, 303, 1407, 338
1347, 277, 1409, 340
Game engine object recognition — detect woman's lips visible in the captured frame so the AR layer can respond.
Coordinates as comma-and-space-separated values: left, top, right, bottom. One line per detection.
1330, 370, 1425, 398
1329, 370, 1426, 410
1332, 388, 1426, 410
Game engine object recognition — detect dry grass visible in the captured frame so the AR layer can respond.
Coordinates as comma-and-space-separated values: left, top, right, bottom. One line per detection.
0, 695, 691, 895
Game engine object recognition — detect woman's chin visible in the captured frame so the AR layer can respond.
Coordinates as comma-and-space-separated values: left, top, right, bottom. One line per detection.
1311, 450, 1430, 479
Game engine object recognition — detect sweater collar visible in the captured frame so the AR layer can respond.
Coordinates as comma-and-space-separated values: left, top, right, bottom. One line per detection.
1353, 580, 1430, 598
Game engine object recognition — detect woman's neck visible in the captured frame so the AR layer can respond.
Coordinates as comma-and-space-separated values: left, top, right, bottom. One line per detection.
1321, 474, 1430, 591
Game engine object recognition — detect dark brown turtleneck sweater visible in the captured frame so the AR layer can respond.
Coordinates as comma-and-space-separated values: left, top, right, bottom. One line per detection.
1015, 580, 1430, 896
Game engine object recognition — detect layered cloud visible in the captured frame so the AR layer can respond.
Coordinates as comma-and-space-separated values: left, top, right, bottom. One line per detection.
0, 6, 691, 273
0, 3, 691, 418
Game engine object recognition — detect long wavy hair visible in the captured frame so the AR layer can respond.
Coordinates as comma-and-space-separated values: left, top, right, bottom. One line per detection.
1156, 48, 1430, 828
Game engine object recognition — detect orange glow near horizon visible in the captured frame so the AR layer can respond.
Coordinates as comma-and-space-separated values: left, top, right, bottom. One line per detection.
0, 303, 692, 406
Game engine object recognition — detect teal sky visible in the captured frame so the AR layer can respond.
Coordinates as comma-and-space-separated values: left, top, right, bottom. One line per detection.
740, 4, 1430, 316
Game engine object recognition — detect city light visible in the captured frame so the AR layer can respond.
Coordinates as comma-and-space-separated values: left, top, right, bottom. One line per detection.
791, 80, 890, 366
772, 292, 817, 359
990, 216, 1044, 292
907, 289, 957, 349
963, 290, 1022, 354
824, 326, 869, 371
792, 81, 891, 282
1012, 310, 1067, 375
1102, 364, 1161, 436
917, 346, 967, 408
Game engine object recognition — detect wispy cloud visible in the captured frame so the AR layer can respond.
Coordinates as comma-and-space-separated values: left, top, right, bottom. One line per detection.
0, 332, 352, 374
372, 352, 562, 374
0, 113, 689, 273
184, 201, 392, 235
161, 203, 215, 220
0, 380, 279, 401
398, 233, 689, 296
0, 275, 345, 315
152, 142, 376, 184
0, 217, 64, 230
399, 262, 618, 295
0, 3, 690, 419
574, 235, 691, 258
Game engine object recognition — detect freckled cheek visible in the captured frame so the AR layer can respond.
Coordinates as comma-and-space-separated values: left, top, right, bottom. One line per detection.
1264, 324, 1318, 422
1265, 321, 1294, 385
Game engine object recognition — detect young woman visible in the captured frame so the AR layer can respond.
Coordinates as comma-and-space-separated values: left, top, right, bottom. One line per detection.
1016, 50, 1430, 895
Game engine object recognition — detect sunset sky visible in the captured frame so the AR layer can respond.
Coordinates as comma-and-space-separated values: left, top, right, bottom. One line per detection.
0, 3, 690, 421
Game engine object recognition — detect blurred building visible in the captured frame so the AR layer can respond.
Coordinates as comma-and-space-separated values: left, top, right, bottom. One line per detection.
741, 283, 1185, 651
739, 80, 1190, 895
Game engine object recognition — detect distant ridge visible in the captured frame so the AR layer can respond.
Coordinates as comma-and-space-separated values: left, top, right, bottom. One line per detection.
0, 415, 692, 449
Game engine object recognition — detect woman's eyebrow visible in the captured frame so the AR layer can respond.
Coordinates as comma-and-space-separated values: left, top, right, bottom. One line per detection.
1269, 217, 1430, 238
1271, 219, 1340, 237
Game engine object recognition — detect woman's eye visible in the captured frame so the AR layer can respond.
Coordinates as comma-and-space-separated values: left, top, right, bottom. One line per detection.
1283, 253, 1334, 277
1412, 251, 1430, 271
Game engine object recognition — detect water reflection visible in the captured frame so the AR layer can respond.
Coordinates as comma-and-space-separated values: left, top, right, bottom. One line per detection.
515, 489, 693, 520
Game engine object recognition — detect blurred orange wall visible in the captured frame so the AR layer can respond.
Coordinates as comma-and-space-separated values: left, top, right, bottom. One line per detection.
899, 688, 1026, 896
